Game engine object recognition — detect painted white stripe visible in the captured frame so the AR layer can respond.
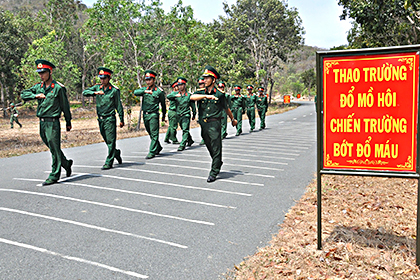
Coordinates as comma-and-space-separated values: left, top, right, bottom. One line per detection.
0, 237, 149, 279
126, 161, 275, 178
1, 188, 214, 226
77, 164, 263, 187
225, 141, 311, 149
72, 173, 255, 196
240, 137, 315, 143
173, 152, 294, 163
54, 176, 239, 208
223, 144, 307, 152
0, 207, 187, 249
210, 148, 299, 157
126, 157, 284, 171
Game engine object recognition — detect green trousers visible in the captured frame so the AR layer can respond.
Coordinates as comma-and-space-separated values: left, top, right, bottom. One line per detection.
10, 116, 22, 128
246, 107, 255, 130
164, 110, 179, 142
179, 114, 193, 148
221, 111, 228, 139
144, 112, 162, 155
200, 119, 223, 177
98, 115, 120, 166
258, 107, 267, 129
39, 119, 71, 181
231, 107, 243, 134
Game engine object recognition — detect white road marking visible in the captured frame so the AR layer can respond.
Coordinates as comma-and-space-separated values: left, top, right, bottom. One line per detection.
173, 153, 291, 164
1, 187, 214, 226
0, 237, 149, 279
75, 164, 262, 187
127, 161, 275, 178
226, 141, 311, 149
0, 207, 188, 249
223, 144, 308, 152
126, 157, 284, 171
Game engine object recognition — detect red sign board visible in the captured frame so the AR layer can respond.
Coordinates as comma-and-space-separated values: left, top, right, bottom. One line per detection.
284, 95, 290, 104
323, 52, 419, 172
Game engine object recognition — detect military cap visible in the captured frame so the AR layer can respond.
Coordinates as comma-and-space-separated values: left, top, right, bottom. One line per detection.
202, 65, 220, 79
197, 77, 205, 84
35, 59, 55, 73
234, 85, 242, 90
10, 103, 14, 106
144, 70, 157, 80
218, 81, 226, 88
98, 67, 113, 78
258, 86, 265, 91
247, 85, 254, 90
171, 81, 178, 88
176, 77, 187, 85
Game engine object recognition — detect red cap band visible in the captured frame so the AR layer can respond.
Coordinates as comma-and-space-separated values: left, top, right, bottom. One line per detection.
99, 70, 112, 76
37, 63, 53, 71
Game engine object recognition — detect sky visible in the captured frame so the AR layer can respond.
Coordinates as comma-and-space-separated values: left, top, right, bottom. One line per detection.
81, 0, 352, 49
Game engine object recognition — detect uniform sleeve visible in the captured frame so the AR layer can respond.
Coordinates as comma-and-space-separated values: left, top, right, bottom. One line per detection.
58, 87, 72, 126
83, 85, 98, 96
159, 90, 166, 118
264, 96, 268, 107
134, 87, 147, 96
190, 95, 196, 117
220, 92, 228, 111
166, 91, 177, 100
20, 85, 38, 101
115, 88, 124, 123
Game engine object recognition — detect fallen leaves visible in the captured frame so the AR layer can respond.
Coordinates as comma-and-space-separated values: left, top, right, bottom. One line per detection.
228, 176, 420, 279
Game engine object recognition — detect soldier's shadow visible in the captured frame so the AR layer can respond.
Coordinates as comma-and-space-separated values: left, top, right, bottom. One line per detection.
326, 225, 415, 256
217, 170, 244, 179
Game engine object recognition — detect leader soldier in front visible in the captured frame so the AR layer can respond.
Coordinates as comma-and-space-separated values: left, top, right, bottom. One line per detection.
191, 66, 237, 182
134, 70, 166, 159
83, 67, 124, 170
21, 59, 73, 186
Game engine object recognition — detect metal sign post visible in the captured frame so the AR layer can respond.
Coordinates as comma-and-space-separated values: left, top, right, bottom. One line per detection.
316, 45, 420, 264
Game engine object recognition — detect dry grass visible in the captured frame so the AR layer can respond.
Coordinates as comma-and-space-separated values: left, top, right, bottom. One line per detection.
228, 175, 420, 279
0, 102, 296, 158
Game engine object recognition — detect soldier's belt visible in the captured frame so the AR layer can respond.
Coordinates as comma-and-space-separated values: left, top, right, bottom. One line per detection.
144, 111, 158, 115
40, 117, 59, 122
98, 114, 114, 119
203, 117, 222, 123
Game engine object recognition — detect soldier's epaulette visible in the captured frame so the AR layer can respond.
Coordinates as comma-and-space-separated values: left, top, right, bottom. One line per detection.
113, 84, 119, 90
56, 81, 65, 87
219, 89, 225, 94
157, 86, 164, 92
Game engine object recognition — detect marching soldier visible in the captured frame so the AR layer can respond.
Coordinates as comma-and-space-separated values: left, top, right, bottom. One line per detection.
21, 59, 73, 186
134, 70, 166, 159
197, 77, 206, 145
256, 86, 268, 129
190, 66, 237, 182
167, 77, 196, 151
218, 81, 230, 139
83, 67, 124, 170
245, 85, 257, 132
230, 85, 245, 136
164, 81, 180, 144
9, 103, 22, 128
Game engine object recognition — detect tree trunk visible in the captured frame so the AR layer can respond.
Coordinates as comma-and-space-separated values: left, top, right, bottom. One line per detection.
0, 79, 5, 118
268, 78, 274, 104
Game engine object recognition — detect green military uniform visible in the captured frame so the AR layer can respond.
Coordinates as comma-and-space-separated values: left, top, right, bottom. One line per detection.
230, 85, 246, 136
83, 67, 124, 169
21, 59, 72, 185
197, 77, 206, 145
164, 81, 180, 144
9, 103, 22, 128
194, 66, 229, 179
167, 77, 196, 151
245, 85, 257, 132
134, 70, 166, 159
256, 87, 268, 129
218, 81, 230, 139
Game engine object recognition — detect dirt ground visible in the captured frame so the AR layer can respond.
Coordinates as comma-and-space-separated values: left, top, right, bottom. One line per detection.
227, 175, 420, 279
0, 102, 296, 158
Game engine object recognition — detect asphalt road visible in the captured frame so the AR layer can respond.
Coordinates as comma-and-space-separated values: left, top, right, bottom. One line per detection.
0, 101, 316, 279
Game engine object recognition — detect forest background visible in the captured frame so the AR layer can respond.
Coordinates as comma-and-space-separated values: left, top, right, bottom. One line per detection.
1, 0, 420, 127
